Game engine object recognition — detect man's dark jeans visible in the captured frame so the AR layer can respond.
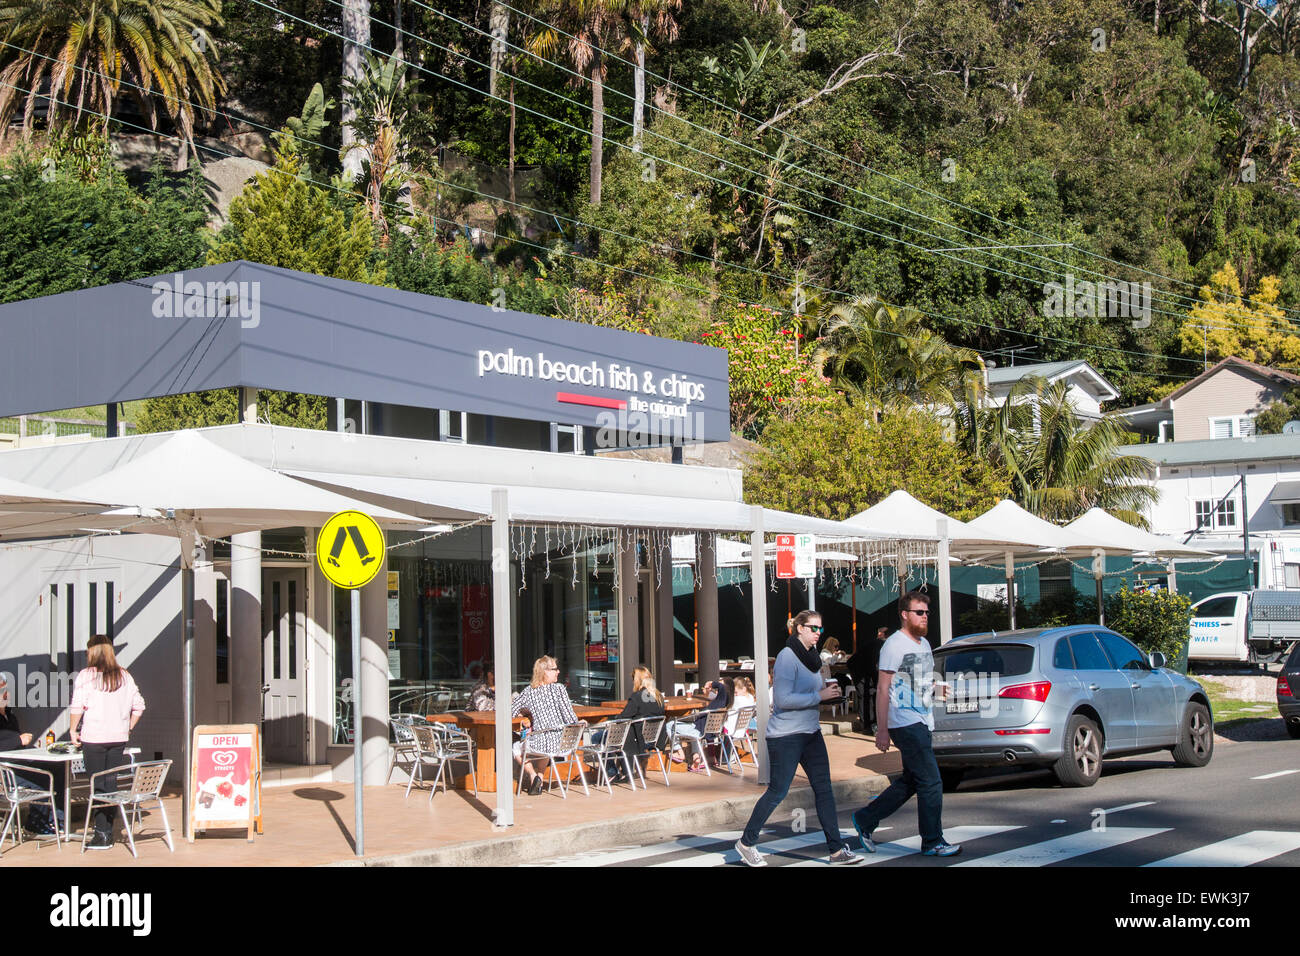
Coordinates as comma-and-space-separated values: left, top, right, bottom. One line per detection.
852, 722, 945, 850
740, 731, 844, 853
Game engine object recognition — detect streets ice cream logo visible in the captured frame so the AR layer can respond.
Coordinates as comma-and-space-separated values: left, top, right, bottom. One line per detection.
211, 750, 239, 767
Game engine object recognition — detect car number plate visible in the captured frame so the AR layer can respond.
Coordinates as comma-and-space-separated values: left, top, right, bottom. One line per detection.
945, 700, 980, 714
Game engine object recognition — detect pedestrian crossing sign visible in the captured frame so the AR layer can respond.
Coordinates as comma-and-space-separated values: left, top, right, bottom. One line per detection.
317, 510, 385, 589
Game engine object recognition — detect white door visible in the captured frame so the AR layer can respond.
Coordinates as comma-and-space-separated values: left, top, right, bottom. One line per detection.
262, 570, 307, 764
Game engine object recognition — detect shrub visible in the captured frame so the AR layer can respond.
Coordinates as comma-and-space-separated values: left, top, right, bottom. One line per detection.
1104, 586, 1192, 662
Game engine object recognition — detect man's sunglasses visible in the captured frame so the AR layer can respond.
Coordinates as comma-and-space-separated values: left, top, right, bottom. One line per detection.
904, 609, 930, 616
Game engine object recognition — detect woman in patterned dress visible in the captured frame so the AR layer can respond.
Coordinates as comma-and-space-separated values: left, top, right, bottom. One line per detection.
511, 656, 578, 795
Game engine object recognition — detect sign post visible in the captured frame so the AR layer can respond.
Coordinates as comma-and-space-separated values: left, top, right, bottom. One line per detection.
316, 510, 385, 858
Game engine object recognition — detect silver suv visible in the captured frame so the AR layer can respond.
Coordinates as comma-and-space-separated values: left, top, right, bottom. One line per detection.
931, 626, 1213, 789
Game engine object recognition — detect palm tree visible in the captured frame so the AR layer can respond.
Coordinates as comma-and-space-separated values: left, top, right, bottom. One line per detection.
965, 377, 1158, 527
527, 0, 628, 206
811, 295, 986, 421
627, 0, 680, 152
0, 0, 224, 165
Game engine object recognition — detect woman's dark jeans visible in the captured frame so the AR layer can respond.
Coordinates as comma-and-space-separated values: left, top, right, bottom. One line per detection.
740, 731, 844, 853
81, 741, 127, 838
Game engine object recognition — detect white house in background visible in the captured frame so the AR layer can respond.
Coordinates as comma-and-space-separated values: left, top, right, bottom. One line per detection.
1140, 434, 1300, 588
1116, 356, 1300, 443
984, 360, 1120, 420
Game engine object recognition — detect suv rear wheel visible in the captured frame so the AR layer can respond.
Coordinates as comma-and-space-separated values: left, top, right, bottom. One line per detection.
1053, 714, 1103, 787
1171, 702, 1214, 767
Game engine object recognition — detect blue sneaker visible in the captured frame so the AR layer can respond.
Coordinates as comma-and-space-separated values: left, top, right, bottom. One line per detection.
852, 814, 876, 853
921, 841, 962, 857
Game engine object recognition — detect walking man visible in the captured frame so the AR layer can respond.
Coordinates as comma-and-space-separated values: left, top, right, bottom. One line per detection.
851, 591, 961, 857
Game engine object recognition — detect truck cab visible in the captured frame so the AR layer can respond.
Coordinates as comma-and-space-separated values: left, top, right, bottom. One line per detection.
1189, 591, 1299, 665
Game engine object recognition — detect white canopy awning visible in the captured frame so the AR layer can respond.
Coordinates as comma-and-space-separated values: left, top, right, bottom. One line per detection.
850, 490, 1040, 552
1064, 508, 1216, 560
62, 432, 426, 541
289, 470, 902, 538
961, 499, 1113, 560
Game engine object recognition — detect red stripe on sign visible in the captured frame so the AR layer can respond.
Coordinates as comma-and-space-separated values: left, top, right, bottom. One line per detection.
556, 392, 627, 410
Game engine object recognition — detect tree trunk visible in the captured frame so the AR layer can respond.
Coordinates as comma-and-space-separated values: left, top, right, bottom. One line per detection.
1236, 3, 1253, 90
1153, 0, 1160, 34
489, 3, 510, 98
632, 20, 647, 152
509, 75, 517, 212
590, 55, 604, 206
394, 0, 403, 61
342, 0, 372, 183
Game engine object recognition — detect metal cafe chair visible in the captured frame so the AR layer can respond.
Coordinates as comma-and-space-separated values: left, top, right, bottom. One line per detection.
578, 718, 637, 794
629, 716, 670, 788
516, 721, 589, 799
669, 709, 726, 776
387, 717, 421, 786
405, 724, 455, 802
80, 759, 174, 858
723, 706, 759, 776
0, 761, 62, 851
431, 722, 478, 797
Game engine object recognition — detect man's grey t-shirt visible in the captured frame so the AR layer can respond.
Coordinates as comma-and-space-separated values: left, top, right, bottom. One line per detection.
879, 630, 935, 731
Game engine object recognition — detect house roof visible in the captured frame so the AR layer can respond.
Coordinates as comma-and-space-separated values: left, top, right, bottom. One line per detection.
1138, 433, 1300, 467
1164, 356, 1300, 404
984, 360, 1119, 401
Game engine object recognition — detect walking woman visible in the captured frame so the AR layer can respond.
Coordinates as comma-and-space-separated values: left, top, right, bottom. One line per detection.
734, 610, 863, 867
69, 634, 146, 850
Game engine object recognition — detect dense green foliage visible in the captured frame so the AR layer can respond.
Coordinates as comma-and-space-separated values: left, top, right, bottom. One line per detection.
1105, 586, 1193, 661
744, 401, 1011, 520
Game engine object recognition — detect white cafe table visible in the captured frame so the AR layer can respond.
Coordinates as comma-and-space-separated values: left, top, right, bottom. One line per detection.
0, 747, 84, 840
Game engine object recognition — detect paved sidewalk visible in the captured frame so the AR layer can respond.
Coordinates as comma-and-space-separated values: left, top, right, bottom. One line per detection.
2, 734, 899, 867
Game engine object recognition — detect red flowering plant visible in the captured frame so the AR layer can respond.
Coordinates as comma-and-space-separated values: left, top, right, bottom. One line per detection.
697, 302, 833, 438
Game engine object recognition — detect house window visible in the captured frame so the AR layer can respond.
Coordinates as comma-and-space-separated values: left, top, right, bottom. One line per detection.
1209, 415, 1255, 439
1194, 497, 1238, 530
1284, 504, 1300, 527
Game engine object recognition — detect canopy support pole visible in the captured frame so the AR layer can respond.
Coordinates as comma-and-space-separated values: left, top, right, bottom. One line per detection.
1093, 549, 1106, 626
937, 519, 953, 645
1166, 560, 1178, 594
491, 488, 514, 828
1005, 552, 1016, 630
750, 507, 770, 785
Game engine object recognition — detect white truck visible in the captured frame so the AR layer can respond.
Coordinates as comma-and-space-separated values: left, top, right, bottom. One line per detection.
1189, 590, 1300, 665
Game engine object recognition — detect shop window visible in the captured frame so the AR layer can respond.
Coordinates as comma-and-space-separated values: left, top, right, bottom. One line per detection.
439, 409, 467, 444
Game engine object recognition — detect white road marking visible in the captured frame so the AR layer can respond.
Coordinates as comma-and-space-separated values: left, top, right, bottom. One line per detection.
1100, 801, 1156, 814
1144, 831, 1300, 868
1251, 769, 1300, 780
953, 827, 1170, 867
526, 831, 743, 866
650, 830, 846, 867
785, 825, 1021, 867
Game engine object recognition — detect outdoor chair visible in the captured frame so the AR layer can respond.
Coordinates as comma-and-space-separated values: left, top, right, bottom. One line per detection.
629, 716, 669, 788
431, 722, 477, 796
723, 706, 759, 776
387, 717, 420, 786
578, 718, 637, 794
80, 759, 173, 858
516, 721, 589, 799
669, 709, 727, 776
405, 724, 455, 802
0, 761, 61, 852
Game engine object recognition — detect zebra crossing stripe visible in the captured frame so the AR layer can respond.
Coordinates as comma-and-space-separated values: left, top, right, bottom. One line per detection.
953, 827, 1169, 867
650, 829, 844, 867
784, 825, 1022, 867
1143, 831, 1300, 867
526, 831, 743, 866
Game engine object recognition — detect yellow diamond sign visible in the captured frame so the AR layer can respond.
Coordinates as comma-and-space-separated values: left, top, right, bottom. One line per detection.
317, 510, 385, 589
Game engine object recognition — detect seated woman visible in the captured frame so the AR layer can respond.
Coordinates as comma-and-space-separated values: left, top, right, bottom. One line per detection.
511, 656, 579, 796
821, 636, 853, 697
667, 677, 731, 772
592, 665, 665, 782
728, 676, 757, 734
0, 676, 63, 835
468, 669, 496, 712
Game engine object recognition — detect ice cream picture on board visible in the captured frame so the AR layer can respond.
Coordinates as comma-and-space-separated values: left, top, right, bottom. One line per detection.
189, 725, 262, 839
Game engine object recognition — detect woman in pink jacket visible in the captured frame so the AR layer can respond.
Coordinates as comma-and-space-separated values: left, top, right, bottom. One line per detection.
69, 634, 146, 850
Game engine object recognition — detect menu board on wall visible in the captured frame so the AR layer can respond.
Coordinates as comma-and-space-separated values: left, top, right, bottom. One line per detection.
188, 724, 262, 842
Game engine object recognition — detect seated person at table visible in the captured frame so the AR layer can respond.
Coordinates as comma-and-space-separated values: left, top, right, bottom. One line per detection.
667, 677, 731, 771
469, 669, 496, 712
511, 656, 579, 796
821, 637, 853, 696
0, 677, 63, 835
594, 666, 665, 782
728, 676, 757, 734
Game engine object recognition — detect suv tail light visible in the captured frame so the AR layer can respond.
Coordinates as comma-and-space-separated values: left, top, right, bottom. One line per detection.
1280, 676, 1294, 699
998, 681, 1052, 703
